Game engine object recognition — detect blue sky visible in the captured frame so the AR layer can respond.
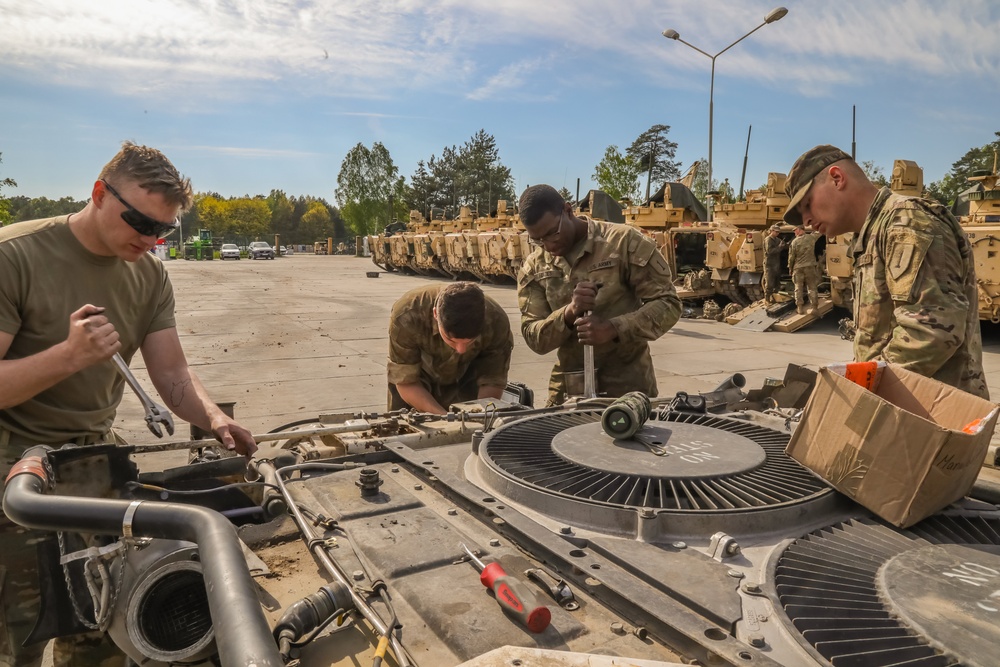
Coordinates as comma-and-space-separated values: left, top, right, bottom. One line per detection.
2, 0, 998, 203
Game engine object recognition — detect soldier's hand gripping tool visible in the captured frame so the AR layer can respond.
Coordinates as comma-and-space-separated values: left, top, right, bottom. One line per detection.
112, 352, 175, 438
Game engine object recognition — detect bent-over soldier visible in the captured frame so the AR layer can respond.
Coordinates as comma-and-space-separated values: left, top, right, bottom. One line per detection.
387, 283, 513, 414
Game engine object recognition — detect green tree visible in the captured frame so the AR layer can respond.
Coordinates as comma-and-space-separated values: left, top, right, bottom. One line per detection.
926, 132, 1000, 206
1, 153, 19, 225
861, 160, 889, 188
227, 198, 271, 244
336, 142, 407, 236
299, 201, 333, 241
558, 186, 573, 202
690, 158, 716, 205
456, 129, 515, 216
593, 146, 639, 202
267, 189, 296, 242
626, 124, 681, 200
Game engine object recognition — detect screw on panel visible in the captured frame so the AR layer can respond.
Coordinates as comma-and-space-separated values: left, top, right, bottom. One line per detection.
748, 634, 766, 648
743, 582, 761, 594
352, 570, 365, 581
672, 541, 687, 549
447, 508, 458, 516
727, 569, 744, 579
610, 622, 626, 635
489, 539, 501, 547
414, 484, 423, 490
560, 526, 573, 535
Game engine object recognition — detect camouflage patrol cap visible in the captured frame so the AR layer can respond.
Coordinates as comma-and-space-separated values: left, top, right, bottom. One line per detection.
769, 224, 781, 233
783, 145, 853, 225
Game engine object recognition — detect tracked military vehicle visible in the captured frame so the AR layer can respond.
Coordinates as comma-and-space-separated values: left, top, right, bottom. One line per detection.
6, 378, 1000, 667
958, 155, 1000, 321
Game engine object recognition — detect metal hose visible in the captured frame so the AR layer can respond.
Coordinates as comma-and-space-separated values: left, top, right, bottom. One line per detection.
3, 448, 282, 667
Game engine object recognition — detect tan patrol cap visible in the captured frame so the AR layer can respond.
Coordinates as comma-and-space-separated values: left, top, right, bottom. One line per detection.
783, 145, 853, 225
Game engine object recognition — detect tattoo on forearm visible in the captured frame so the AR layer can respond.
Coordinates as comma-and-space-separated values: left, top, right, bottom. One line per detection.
170, 380, 192, 408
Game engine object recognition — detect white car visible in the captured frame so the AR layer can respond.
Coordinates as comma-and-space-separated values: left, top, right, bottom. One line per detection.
280, 245, 293, 256
220, 243, 241, 260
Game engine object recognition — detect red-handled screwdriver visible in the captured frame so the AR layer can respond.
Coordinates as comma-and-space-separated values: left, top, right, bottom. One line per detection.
461, 544, 551, 633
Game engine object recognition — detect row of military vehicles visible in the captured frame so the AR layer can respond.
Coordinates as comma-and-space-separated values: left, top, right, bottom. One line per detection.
368, 158, 1000, 324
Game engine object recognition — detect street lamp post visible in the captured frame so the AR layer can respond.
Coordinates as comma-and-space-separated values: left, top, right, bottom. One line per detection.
662, 7, 787, 218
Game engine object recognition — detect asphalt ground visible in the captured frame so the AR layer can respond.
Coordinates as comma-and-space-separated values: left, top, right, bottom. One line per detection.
112, 253, 1000, 466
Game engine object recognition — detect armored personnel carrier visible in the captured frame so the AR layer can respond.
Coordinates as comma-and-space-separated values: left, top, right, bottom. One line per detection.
958, 156, 1000, 321
7, 384, 1000, 667
709, 173, 793, 305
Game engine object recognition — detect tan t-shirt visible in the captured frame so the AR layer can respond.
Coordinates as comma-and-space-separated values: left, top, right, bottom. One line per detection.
0, 216, 176, 446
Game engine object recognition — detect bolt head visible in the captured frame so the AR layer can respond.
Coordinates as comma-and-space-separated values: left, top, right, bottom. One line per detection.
489, 539, 501, 547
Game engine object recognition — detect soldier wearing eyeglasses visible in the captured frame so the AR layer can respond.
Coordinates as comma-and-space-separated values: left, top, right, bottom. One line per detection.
0, 141, 257, 666
517, 184, 681, 405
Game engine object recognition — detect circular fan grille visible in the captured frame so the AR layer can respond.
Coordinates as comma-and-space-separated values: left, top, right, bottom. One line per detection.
774, 514, 1000, 667
481, 410, 829, 512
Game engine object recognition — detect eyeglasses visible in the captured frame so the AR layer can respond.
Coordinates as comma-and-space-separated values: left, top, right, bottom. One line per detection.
528, 211, 564, 247
101, 179, 180, 239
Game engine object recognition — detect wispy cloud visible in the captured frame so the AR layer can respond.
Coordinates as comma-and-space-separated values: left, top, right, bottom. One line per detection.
466, 59, 544, 101
1, 0, 997, 104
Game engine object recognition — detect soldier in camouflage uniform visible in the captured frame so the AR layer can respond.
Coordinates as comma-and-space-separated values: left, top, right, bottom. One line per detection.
763, 224, 786, 303
387, 282, 513, 414
517, 184, 681, 405
787, 225, 821, 314
784, 145, 988, 398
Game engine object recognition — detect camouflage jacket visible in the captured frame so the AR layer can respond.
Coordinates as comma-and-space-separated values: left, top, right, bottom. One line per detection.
517, 219, 681, 404
764, 235, 785, 270
851, 187, 988, 398
387, 284, 513, 393
787, 233, 819, 272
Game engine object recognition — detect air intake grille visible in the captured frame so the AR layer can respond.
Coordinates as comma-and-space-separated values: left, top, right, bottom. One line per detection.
482, 410, 827, 511
775, 514, 1000, 667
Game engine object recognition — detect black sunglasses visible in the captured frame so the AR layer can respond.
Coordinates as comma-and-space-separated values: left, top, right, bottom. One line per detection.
101, 179, 179, 239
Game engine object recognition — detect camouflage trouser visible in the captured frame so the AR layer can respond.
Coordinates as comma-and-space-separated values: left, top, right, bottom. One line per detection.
1, 430, 126, 667
764, 265, 782, 299
792, 265, 821, 308
387, 369, 479, 411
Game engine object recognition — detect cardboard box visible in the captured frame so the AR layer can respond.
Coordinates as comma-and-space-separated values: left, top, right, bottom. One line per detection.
786, 362, 998, 528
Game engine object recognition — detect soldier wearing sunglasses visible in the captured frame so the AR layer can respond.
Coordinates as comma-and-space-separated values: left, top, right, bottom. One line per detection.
0, 141, 257, 666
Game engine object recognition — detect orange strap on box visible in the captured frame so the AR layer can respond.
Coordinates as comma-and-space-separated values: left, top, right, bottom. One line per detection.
843, 362, 879, 390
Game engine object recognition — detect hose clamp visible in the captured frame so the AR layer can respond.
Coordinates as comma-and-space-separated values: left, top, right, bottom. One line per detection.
122, 500, 143, 539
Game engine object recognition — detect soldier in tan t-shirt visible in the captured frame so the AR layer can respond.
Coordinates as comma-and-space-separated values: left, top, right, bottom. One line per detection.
0, 141, 258, 666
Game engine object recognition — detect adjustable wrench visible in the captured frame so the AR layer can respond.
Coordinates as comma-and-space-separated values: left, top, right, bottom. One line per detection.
112, 352, 174, 438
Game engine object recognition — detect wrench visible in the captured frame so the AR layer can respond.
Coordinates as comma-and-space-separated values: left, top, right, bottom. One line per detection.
112, 352, 174, 438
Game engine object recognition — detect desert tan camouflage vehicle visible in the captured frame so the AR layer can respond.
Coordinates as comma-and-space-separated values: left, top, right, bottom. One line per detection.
708, 173, 792, 305
623, 182, 712, 297
958, 155, 1000, 321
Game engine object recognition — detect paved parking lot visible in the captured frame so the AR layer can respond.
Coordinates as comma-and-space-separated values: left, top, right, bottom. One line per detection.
114, 254, 1000, 454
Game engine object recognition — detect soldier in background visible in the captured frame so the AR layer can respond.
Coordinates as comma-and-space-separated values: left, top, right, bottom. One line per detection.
387, 282, 513, 414
787, 225, 821, 314
763, 224, 787, 303
517, 184, 681, 405
784, 144, 987, 398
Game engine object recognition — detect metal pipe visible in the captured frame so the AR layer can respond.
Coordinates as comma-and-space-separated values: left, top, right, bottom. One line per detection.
272, 463, 414, 667
3, 452, 282, 667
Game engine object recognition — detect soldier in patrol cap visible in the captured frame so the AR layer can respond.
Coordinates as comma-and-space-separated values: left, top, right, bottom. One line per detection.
516, 184, 681, 405
784, 145, 987, 398
787, 224, 821, 314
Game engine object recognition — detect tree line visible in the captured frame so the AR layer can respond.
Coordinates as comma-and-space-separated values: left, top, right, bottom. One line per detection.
3, 132, 999, 236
